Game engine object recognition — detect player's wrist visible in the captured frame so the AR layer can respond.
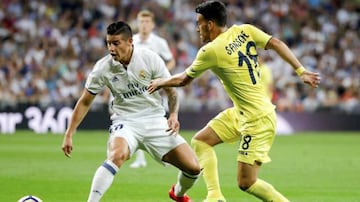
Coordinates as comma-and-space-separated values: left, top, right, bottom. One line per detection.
168, 112, 178, 119
295, 66, 306, 76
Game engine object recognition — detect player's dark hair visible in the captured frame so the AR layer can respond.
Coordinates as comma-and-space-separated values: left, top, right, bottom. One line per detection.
195, 0, 227, 26
107, 21, 133, 39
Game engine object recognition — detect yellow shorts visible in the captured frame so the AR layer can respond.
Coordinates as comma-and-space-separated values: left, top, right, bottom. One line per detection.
208, 107, 241, 143
208, 108, 277, 165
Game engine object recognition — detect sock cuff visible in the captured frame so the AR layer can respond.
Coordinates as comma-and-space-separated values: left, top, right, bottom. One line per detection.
102, 160, 119, 175
246, 179, 258, 193
246, 179, 274, 193
181, 171, 200, 180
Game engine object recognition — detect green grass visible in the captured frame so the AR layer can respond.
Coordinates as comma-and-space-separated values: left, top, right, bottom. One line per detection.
1, 130, 360, 202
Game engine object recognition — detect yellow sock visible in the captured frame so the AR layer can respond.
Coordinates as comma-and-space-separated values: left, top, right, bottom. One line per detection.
246, 179, 289, 202
191, 139, 225, 200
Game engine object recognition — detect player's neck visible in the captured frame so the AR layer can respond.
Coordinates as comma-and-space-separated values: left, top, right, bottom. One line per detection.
211, 26, 228, 41
120, 45, 134, 67
139, 32, 151, 42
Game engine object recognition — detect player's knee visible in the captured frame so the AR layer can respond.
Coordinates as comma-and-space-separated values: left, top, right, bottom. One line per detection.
108, 149, 128, 167
237, 179, 255, 191
238, 182, 251, 191
181, 158, 201, 175
187, 164, 202, 176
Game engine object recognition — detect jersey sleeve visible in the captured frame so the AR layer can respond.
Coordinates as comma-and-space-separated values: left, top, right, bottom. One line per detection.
158, 38, 173, 62
243, 24, 272, 49
152, 52, 171, 79
85, 63, 105, 94
186, 45, 217, 78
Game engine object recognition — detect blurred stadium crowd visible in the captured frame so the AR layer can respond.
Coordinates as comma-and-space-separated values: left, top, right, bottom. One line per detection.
0, 0, 359, 113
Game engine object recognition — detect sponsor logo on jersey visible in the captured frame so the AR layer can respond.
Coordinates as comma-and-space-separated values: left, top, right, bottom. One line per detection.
121, 82, 148, 99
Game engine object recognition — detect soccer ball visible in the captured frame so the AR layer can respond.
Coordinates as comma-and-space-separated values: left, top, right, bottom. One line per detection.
18, 195, 43, 202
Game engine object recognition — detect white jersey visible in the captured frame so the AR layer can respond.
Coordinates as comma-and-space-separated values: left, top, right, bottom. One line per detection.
85, 47, 170, 122
133, 32, 173, 62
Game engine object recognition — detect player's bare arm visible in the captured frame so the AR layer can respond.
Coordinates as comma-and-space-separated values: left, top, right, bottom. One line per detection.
265, 37, 321, 88
163, 87, 180, 135
166, 58, 176, 71
148, 71, 193, 94
62, 90, 96, 158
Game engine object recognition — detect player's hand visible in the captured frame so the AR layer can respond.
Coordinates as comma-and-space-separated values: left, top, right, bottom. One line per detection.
300, 70, 321, 88
62, 135, 73, 158
148, 79, 162, 94
167, 115, 180, 136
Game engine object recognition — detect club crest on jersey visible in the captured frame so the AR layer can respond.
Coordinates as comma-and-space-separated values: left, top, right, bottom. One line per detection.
139, 70, 146, 79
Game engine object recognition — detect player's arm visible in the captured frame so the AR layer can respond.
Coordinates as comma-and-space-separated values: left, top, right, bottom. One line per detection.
159, 38, 176, 71
163, 86, 180, 135
165, 58, 176, 71
149, 44, 213, 93
148, 71, 193, 94
265, 37, 321, 88
62, 89, 96, 157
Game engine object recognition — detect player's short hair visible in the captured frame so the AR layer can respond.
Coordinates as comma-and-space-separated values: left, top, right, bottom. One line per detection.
137, 10, 155, 21
195, 0, 227, 26
107, 21, 133, 39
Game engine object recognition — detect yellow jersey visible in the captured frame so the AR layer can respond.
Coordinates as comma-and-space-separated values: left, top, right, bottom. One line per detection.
186, 24, 275, 122
259, 63, 273, 100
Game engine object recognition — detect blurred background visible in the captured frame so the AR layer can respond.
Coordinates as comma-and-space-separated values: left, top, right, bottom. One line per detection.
0, 0, 359, 133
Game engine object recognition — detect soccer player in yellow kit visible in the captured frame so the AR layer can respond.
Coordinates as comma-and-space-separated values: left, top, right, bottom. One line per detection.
148, 1, 320, 202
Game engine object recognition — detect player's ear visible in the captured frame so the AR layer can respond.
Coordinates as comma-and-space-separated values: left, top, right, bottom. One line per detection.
207, 20, 214, 30
128, 37, 133, 45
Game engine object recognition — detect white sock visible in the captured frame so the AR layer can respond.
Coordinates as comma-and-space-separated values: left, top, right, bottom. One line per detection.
174, 172, 200, 197
87, 160, 119, 202
134, 150, 146, 163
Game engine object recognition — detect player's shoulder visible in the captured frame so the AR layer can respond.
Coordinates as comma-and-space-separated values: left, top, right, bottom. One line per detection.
135, 46, 158, 57
198, 42, 214, 54
134, 47, 162, 63
150, 33, 168, 44
230, 24, 256, 32
93, 54, 113, 72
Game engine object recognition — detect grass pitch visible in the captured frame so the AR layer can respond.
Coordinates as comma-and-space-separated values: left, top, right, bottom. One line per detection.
1, 130, 359, 202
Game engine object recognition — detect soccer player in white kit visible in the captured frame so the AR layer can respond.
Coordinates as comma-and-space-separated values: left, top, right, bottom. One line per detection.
62, 21, 200, 202
129, 10, 176, 168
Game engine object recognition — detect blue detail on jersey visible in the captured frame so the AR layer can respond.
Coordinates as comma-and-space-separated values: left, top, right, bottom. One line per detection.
112, 76, 119, 82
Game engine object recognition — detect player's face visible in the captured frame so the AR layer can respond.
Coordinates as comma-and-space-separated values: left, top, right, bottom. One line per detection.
106, 34, 133, 63
137, 16, 155, 35
196, 14, 211, 43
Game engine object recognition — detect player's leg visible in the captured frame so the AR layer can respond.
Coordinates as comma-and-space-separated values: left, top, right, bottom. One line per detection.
88, 136, 130, 202
238, 161, 289, 202
191, 108, 239, 202
163, 143, 201, 201
88, 123, 134, 202
237, 112, 289, 202
139, 116, 200, 201
129, 150, 147, 168
191, 126, 225, 202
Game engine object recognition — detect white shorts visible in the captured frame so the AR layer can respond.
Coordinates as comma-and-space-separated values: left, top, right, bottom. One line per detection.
108, 117, 187, 164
